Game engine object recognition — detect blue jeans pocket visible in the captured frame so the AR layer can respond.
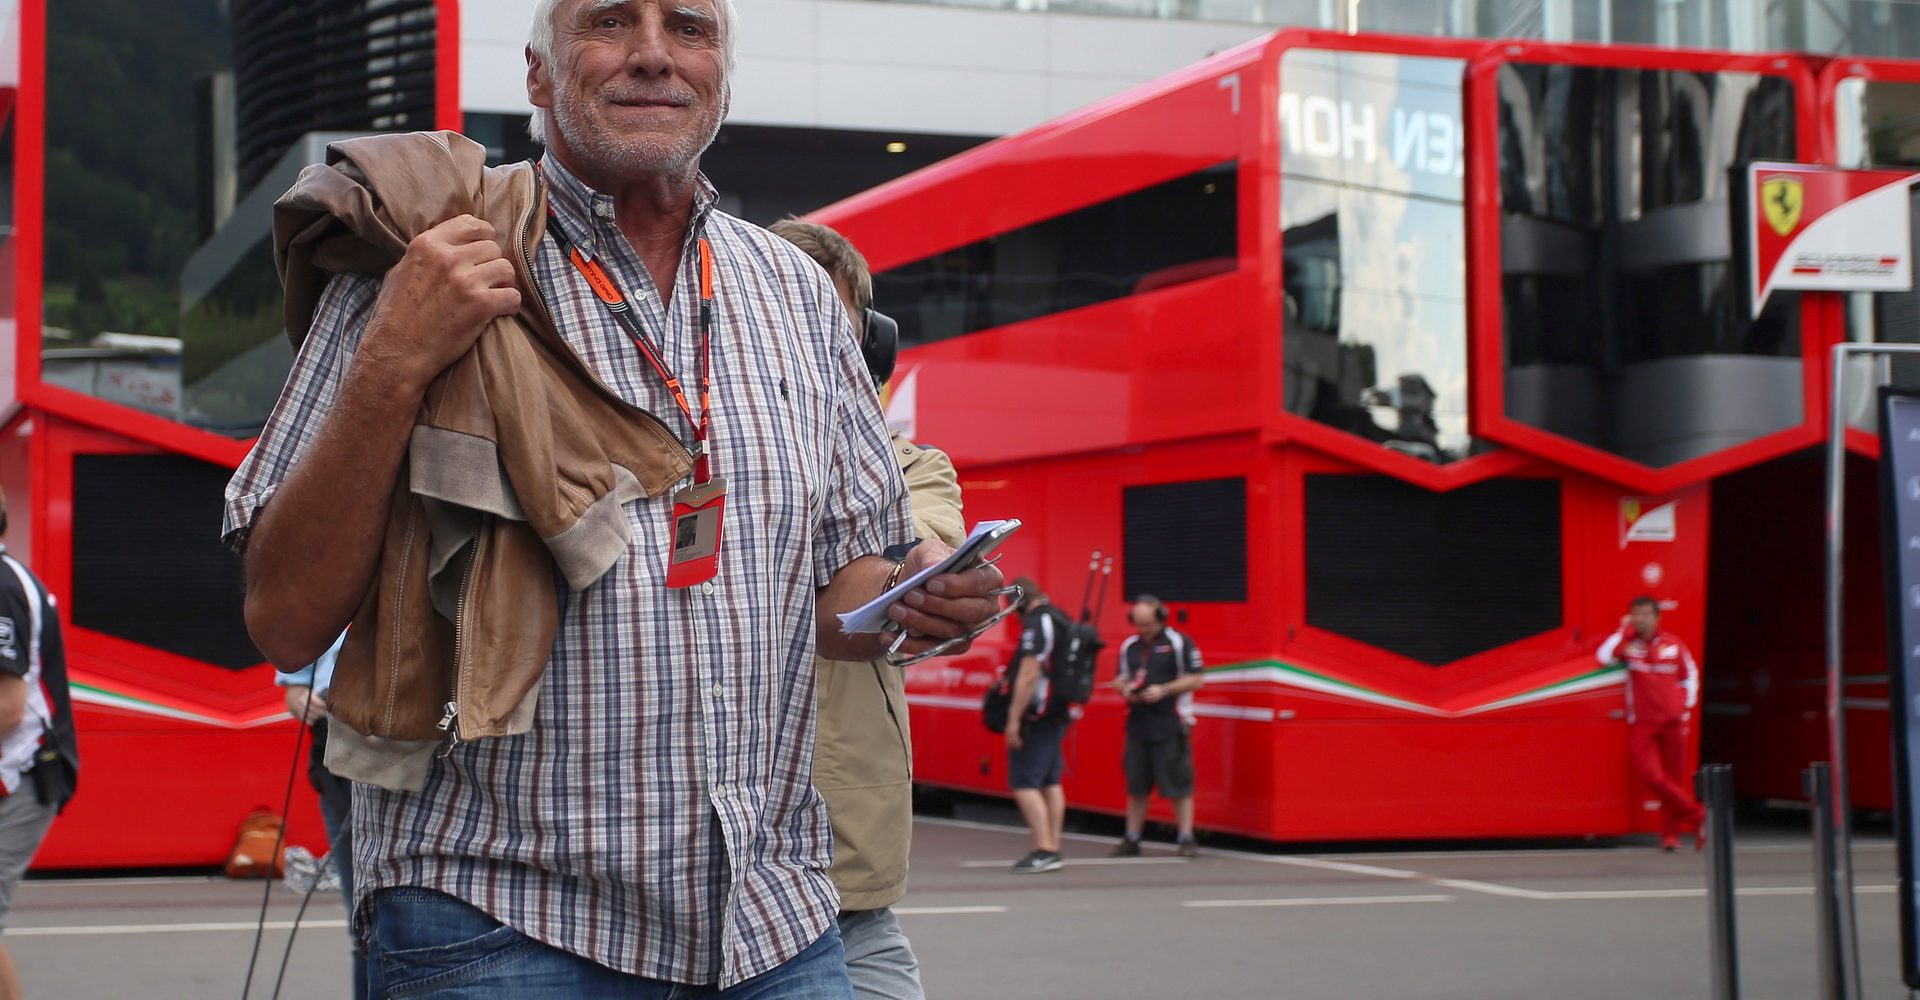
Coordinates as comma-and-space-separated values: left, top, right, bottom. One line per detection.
372, 888, 539, 998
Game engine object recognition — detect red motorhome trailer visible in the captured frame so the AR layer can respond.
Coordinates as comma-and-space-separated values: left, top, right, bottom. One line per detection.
814, 29, 1920, 839
0, 0, 462, 867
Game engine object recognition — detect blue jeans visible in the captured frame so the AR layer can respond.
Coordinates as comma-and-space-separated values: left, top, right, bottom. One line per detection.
365, 887, 854, 999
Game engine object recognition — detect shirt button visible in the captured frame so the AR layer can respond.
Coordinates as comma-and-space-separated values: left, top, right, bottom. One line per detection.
711, 684, 724, 699
701, 581, 716, 596
713, 785, 729, 799
592, 199, 614, 219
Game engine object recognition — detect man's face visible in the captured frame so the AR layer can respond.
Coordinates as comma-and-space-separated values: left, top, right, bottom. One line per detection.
1130, 607, 1161, 641
530, 0, 729, 183
1629, 603, 1659, 638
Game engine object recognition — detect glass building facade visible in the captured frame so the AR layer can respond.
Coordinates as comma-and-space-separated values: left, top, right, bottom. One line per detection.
886, 0, 1920, 58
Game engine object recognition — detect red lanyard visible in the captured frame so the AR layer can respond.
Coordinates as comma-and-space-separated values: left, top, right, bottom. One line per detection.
555, 220, 718, 484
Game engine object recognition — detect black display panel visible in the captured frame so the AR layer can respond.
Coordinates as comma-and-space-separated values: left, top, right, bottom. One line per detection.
1122, 477, 1248, 604
71, 454, 260, 669
1305, 474, 1561, 665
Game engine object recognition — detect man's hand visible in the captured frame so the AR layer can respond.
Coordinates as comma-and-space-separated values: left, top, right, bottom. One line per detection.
358, 215, 521, 393
283, 685, 328, 725
1006, 724, 1024, 751
882, 539, 1008, 658
1138, 683, 1165, 705
1111, 676, 1131, 697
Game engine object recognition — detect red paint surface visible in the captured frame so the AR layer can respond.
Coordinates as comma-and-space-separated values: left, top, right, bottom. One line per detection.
817, 31, 1907, 840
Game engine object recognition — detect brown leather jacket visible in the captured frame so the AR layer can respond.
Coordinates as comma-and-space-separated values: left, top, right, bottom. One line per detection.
272, 131, 693, 790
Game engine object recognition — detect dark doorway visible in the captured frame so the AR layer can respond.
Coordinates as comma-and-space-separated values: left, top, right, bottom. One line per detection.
1704, 449, 1892, 810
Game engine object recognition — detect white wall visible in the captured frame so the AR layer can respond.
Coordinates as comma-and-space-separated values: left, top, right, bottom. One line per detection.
462, 0, 1270, 136
0, 0, 16, 87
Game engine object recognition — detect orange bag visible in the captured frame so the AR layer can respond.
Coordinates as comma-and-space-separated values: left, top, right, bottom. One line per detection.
224, 810, 286, 879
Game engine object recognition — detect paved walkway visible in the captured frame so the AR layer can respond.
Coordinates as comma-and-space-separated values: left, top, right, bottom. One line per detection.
9, 813, 1909, 999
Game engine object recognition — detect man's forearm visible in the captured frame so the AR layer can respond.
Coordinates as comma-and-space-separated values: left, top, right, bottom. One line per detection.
244, 359, 424, 669
815, 555, 894, 661
1165, 673, 1206, 696
1008, 658, 1042, 728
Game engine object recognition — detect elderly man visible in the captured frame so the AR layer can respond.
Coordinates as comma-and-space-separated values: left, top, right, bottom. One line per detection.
224, 1, 1003, 996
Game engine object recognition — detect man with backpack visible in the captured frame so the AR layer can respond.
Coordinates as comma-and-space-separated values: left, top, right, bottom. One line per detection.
1004, 579, 1073, 873
1111, 596, 1205, 858
0, 488, 78, 1000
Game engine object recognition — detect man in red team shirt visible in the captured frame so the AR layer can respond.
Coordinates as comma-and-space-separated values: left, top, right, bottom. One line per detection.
1597, 595, 1704, 851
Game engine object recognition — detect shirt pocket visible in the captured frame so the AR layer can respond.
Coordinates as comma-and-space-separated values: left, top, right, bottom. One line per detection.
734, 369, 830, 514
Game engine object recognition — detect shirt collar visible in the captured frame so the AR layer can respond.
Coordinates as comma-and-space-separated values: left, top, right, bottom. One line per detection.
539, 151, 719, 262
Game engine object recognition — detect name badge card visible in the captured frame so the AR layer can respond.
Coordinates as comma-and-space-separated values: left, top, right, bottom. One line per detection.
667, 476, 727, 589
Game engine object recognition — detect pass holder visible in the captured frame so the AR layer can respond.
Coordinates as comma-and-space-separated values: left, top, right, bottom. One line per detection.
667, 475, 727, 589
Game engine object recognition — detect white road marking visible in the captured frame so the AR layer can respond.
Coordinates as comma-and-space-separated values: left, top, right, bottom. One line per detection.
957, 857, 1190, 868
10, 919, 349, 937
1183, 894, 1454, 909
917, 816, 1901, 903
1243, 855, 1428, 880
1532, 884, 1900, 901
893, 905, 1008, 915
1428, 878, 1554, 899
1316, 842, 1894, 860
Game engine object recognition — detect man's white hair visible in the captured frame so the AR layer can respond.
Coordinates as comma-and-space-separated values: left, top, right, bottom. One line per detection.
527, 0, 739, 145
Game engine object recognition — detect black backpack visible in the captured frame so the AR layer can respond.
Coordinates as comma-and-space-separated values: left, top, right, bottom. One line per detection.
1050, 617, 1104, 710
982, 553, 1114, 731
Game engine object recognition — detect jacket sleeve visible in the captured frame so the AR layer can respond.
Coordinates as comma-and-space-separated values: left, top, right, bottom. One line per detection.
901, 443, 965, 549
1596, 628, 1626, 666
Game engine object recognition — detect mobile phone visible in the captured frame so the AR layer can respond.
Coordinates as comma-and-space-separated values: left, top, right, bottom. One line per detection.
938, 519, 1021, 577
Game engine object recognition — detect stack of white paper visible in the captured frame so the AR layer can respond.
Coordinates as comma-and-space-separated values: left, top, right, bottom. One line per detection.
837, 519, 1020, 634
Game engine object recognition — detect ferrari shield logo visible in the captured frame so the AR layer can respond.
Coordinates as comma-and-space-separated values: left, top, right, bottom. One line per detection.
1762, 176, 1804, 237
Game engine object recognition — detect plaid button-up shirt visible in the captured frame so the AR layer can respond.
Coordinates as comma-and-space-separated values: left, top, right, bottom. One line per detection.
223, 154, 913, 986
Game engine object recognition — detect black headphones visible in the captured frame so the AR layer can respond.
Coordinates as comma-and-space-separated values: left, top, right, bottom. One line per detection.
1135, 595, 1168, 623
861, 307, 899, 387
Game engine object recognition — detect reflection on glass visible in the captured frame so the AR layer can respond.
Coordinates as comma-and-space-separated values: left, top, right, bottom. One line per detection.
1836, 78, 1920, 431
1280, 49, 1475, 464
1497, 64, 1801, 468
873, 164, 1237, 347
44, 2, 435, 436
0, 114, 15, 412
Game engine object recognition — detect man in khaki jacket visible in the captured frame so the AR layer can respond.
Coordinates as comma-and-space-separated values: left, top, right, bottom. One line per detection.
773, 220, 964, 1000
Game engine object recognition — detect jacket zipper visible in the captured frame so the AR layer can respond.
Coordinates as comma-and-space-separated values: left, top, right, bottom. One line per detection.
436, 537, 479, 757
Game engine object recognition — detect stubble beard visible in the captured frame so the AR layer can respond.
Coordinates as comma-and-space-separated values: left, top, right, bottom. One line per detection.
550, 83, 725, 185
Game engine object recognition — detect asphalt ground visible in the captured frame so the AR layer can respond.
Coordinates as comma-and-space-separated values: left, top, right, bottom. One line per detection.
7, 807, 1914, 999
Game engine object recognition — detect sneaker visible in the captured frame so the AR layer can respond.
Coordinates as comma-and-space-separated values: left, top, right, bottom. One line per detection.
1011, 850, 1063, 874
1109, 838, 1142, 858
1658, 834, 1680, 853
1037, 850, 1064, 873
1177, 838, 1199, 859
